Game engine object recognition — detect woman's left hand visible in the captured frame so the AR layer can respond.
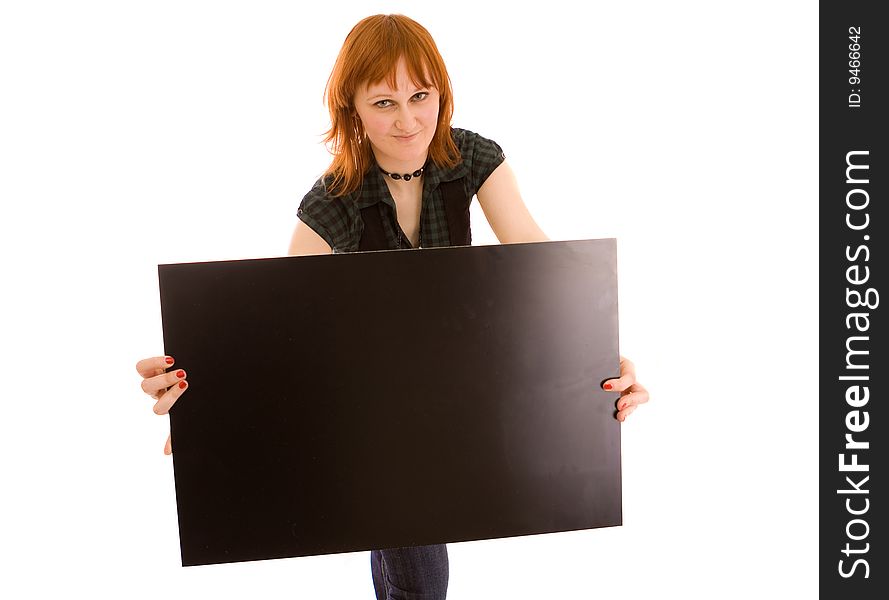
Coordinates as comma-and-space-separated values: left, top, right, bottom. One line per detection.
602, 356, 649, 422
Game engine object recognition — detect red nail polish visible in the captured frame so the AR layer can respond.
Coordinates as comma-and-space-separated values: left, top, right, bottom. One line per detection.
604, 383, 613, 390
178, 381, 187, 389
165, 357, 174, 365
176, 370, 185, 378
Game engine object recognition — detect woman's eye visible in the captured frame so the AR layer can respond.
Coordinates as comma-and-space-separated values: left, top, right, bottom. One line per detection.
374, 93, 428, 108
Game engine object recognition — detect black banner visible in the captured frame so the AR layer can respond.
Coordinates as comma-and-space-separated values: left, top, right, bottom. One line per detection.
820, 3, 887, 596
159, 240, 622, 566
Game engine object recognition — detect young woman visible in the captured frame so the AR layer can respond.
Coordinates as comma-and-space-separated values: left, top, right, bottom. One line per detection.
136, 14, 649, 600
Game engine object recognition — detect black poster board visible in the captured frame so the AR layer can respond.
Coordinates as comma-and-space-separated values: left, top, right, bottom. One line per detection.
158, 239, 622, 567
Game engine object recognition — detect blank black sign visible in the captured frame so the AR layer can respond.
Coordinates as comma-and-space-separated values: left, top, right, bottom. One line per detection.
158, 239, 622, 567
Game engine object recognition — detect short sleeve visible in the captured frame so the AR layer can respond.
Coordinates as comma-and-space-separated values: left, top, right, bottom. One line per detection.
454, 128, 507, 197
296, 178, 353, 252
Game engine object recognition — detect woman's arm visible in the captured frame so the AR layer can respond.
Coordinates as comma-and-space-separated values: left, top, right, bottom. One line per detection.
478, 164, 649, 421
476, 161, 549, 244
288, 219, 333, 256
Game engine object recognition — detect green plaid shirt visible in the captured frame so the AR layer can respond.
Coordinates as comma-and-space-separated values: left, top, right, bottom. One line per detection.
297, 127, 506, 252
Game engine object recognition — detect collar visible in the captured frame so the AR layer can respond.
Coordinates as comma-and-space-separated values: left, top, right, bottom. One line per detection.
353, 133, 470, 209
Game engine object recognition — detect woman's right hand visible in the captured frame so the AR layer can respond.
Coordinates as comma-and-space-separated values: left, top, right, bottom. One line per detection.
135, 356, 189, 455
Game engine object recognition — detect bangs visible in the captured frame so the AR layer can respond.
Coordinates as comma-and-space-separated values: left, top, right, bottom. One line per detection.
354, 26, 441, 94
378, 57, 434, 93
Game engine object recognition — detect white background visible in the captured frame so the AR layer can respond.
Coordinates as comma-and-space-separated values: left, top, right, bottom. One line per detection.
0, 1, 818, 598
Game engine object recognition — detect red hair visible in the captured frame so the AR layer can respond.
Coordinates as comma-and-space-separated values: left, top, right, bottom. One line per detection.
321, 14, 461, 197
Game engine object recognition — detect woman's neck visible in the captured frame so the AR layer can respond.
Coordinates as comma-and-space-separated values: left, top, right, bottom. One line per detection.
373, 150, 428, 178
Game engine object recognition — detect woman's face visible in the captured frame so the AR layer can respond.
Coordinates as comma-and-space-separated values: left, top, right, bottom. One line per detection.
353, 57, 440, 170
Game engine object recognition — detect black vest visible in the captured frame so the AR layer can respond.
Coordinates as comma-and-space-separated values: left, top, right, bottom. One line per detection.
357, 179, 471, 251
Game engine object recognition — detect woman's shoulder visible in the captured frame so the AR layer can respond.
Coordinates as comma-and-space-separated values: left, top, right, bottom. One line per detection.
296, 175, 358, 252
450, 126, 498, 146
450, 127, 506, 166
297, 175, 342, 215
448, 127, 506, 193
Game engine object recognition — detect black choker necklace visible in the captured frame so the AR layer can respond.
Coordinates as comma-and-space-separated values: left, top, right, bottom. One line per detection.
379, 166, 424, 182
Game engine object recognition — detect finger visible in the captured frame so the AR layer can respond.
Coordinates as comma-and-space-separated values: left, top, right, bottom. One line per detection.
603, 371, 636, 392
616, 404, 638, 422
603, 357, 637, 391
616, 384, 650, 411
163, 434, 172, 456
153, 378, 189, 415
616, 391, 649, 411
136, 356, 175, 378
141, 369, 187, 398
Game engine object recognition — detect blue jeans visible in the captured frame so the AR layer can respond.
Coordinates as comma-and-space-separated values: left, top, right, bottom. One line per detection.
370, 544, 449, 600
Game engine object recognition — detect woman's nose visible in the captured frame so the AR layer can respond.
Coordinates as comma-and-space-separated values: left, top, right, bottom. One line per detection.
395, 106, 417, 131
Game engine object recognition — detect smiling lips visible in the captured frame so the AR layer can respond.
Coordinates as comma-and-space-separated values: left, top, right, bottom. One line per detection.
395, 132, 420, 141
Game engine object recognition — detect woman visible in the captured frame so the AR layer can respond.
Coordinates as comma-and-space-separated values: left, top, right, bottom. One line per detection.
136, 13, 649, 600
